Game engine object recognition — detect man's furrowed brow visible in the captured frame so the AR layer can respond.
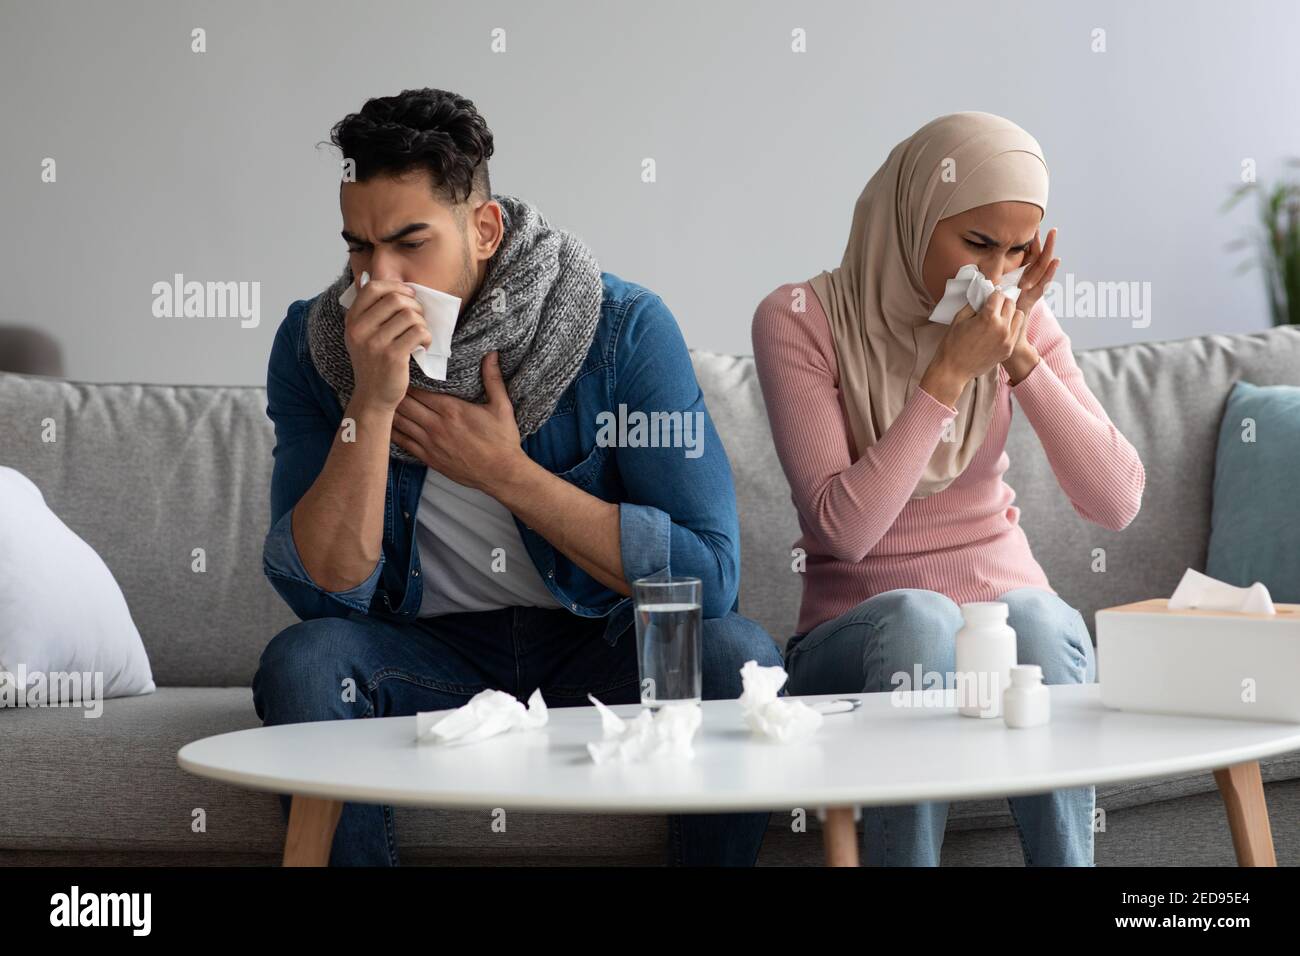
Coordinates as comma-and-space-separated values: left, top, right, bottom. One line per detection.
341, 222, 432, 245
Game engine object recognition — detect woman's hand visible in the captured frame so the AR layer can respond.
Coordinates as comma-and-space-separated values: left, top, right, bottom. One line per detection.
1001, 227, 1059, 384
1014, 227, 1059, 320
922, 290, 1026, 406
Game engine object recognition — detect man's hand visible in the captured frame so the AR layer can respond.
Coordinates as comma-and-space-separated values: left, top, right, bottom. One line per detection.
344, 277, 431, 411
391, 351, 528, 492
392, 349, 629, 595
1002, 227, 1058, 385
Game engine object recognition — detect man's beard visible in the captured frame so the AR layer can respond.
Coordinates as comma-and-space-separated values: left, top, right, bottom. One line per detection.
455, 234, 481, 313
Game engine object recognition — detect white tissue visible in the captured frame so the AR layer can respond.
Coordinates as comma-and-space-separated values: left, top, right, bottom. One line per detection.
585, 694, 701, 764
927, 263, 1029, 326
1168, 568, 1275, 615
738, 660, 824, 743
338, 270, 461, 380
415, 688, 548, 745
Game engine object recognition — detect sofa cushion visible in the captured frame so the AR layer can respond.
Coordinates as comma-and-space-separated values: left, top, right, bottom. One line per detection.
0, 687, 670, 858
0, 465, 156, 705
1206, 380, 1300, 602
0, 376, 299, 687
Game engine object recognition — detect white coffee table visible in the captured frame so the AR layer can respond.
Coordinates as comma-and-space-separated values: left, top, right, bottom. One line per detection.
177, 684, 1300, 866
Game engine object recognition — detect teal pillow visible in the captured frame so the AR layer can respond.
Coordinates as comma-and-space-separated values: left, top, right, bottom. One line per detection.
1206, 380, 1300, 602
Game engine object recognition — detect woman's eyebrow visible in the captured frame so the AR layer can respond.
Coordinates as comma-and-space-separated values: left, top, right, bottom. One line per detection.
966, 230, 1033, 248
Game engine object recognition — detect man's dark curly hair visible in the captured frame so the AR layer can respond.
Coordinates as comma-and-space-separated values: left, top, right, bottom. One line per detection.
329, 88, 494, 207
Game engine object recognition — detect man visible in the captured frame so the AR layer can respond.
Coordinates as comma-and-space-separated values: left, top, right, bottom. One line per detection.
251, 87, 782, 866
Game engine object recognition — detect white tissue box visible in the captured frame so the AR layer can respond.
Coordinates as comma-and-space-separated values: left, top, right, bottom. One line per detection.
1096, 598, 1300, 723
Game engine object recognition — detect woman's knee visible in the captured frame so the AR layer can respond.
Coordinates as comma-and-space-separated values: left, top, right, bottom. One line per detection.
860, 589, 963, 690
998, 588, 1093, 684
796, 589, 960, 693
860, 589, 963, 631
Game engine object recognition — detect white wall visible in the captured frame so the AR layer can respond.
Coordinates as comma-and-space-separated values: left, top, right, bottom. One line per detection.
2, 0, 1297, 385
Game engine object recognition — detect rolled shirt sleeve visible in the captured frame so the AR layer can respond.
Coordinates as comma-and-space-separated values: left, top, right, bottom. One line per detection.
261, 300, 384, 620
262, 506, 384, 618
609, 291, 741, 618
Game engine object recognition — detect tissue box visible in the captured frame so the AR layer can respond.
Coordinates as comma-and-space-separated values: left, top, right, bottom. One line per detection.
1096, 599, 1300, 723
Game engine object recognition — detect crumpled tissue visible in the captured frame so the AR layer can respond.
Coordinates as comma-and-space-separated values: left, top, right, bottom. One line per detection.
927, 263, 1029, 326
738, 660, 824, 743
1168, 567, 1275, 615
586, 694, 701, 765
415, 688, 548, 745
339, 270, 461, 380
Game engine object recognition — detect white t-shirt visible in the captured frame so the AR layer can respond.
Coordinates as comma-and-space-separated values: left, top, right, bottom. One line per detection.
414, 466, 563, 617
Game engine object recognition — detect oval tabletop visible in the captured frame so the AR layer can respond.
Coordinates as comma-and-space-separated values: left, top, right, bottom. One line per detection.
176, 685, 1300, 813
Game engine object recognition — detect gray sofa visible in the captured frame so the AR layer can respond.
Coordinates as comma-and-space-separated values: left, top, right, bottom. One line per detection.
3, 323, 1299, 866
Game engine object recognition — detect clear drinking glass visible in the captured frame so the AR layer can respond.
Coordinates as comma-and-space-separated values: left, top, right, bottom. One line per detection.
633, 575, 702, 707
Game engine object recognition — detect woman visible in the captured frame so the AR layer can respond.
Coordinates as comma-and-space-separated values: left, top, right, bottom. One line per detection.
751, 111, 1145, 866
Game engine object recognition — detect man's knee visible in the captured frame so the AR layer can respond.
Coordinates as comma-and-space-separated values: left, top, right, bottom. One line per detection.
252, 615, 374, 725
704, 612, 781, 666
699, 612, 781, 700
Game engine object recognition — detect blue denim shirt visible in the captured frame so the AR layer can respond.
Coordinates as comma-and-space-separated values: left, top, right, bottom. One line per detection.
262, 271, 741, 644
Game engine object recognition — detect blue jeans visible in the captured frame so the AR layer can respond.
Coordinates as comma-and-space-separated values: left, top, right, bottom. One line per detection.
251, 605, 783, 866
784, 587, 1098, 866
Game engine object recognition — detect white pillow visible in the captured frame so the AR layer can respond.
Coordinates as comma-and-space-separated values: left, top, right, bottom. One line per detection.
0, 466, 155, 708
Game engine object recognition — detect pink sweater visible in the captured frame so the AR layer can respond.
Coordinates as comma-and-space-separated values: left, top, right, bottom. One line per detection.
751, 283, 1146, 636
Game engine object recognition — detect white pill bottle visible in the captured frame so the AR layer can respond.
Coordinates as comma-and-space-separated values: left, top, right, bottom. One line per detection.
1003, 664, 1051, 728
954, 602, 1017, 718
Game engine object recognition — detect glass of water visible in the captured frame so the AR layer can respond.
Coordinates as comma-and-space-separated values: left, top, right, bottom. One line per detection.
633, 575, 702, 708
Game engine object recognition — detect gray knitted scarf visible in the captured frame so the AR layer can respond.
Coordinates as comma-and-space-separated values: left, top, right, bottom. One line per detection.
306, 194, 603, 463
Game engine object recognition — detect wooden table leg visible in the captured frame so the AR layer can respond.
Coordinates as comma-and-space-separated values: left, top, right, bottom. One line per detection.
1213, 760, 1276, 867
283, 794, 344, 867
822, 807, 859, 866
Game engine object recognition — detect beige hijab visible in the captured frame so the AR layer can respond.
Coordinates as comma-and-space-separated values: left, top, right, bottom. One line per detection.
809, 111, 1049, 499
